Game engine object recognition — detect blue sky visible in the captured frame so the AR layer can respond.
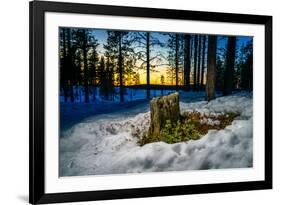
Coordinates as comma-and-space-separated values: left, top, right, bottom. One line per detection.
81, 29, 253, 84
88, 28, 252, 84
91, 29, 252, 55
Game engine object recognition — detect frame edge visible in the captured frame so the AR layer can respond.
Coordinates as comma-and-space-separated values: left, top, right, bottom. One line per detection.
264, 16, 273, 189
29, 0, 46, 204
29, 1, 273, 204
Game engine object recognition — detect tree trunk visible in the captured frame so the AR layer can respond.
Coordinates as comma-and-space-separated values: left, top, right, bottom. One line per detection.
206, 35, 217, 101
62, 28, 68, 103
82, 29, 89, 103
223, 36, 236, 96
118, 32, 124, 102
248, 54, 253, 90
146, 32, 150, 99
66, 28, 74, 102
148, 92, 180, 139
91, 54, 97, 101
193, 35, 198, 91
175, 34, 179, 88
196, 35, 202, 86
200, 35, 206, 89
92, 60, 96, 101
184, 34, 191, 90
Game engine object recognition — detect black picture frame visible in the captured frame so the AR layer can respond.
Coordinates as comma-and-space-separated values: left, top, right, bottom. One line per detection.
29, 0, 272, 204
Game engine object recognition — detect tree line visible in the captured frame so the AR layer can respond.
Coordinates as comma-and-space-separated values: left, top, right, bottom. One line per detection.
59, 28, 253, 103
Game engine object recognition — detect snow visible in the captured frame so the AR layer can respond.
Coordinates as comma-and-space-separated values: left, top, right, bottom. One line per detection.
59, 86, 183, 130
59, 92, 253, 176
200, 118, 221, 126
60, 86, 179, 103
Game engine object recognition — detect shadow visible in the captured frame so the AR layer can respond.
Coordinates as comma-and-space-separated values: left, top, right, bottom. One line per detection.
17, 195, 28, 203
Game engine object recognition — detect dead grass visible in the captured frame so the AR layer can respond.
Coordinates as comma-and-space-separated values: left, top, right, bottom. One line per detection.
181, 111, 239, 135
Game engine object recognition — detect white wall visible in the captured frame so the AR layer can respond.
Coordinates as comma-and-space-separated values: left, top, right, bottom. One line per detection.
0, 0, 279, 204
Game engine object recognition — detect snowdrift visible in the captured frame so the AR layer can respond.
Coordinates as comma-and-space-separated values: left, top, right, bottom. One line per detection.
59, 92, 253, 176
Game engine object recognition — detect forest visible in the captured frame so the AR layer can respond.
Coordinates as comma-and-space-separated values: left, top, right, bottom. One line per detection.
59, 27, 254, 177
59, 28, 253, 104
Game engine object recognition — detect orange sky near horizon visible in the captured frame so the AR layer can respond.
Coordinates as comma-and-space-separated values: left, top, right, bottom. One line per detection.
134, 65, 203, 85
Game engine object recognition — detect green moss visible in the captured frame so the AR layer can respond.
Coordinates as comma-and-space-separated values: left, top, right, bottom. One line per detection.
139, 111, 239, 146
160, 119, 200, 144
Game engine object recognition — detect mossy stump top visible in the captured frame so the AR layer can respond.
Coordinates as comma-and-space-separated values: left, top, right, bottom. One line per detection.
148, 92, 180, 139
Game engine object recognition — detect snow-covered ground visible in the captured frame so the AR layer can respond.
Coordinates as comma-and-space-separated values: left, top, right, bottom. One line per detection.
60, 89, 207, 130
59, 92, 253, 176
60, 86, 179, 103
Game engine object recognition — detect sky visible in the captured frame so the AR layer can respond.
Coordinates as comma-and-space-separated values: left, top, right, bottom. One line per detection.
89, 29, 252, 85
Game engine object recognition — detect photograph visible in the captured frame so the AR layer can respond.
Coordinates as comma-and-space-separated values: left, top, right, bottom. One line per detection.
58, 27, 253, 177
28, 1, 273, 203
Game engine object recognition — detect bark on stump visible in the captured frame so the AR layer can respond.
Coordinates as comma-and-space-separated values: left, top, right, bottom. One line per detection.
148, 92, 180, 139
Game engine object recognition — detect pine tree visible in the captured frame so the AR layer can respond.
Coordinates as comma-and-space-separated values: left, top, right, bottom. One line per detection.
117, 32, 124, 102
66, 28, 75, 102
206, 35, 217, 101
88, 36, 99, 101
134, 32, 164, 98
193, 34, 198, 91
104, 31, 136, 102
175, 33, 179, 87
160, 74, 165, 95
215, 57, 224, 91
106, 56, 115, 100
146, 32, 150, 97
196, 35, 202, 86
167, 33, 183, 86
60, 28, 68, 103
223, 36, 237, 96
71, 28, 92, 103
238, 40, 253, 90
99, 57, 107, 99
184, 34, 191, 90
200, 35, 206, 89
82, 29, 89, 102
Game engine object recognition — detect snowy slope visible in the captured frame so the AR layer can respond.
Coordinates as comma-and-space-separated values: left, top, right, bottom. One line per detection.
59, 92, 253, 176
60, 86, 182, 130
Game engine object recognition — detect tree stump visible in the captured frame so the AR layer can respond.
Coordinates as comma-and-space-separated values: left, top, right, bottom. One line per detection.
148, 92, 180, 139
